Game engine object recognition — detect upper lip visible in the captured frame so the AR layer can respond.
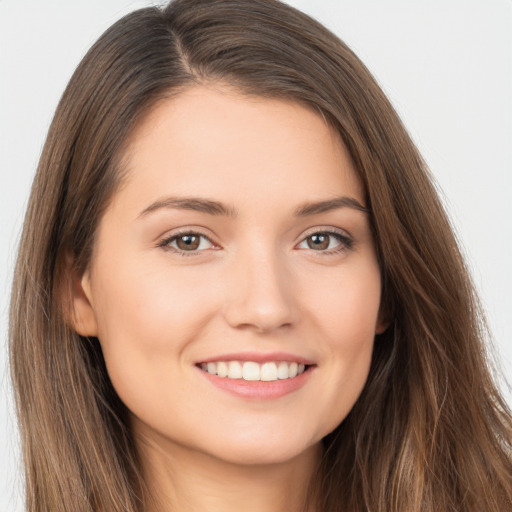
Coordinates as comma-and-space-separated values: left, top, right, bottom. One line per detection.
196, 352, 315, 365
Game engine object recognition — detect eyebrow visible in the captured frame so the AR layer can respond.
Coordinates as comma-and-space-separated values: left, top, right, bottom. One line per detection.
294, 196, 369, 216
138, 197, 237, 218
138, 195, 369, 219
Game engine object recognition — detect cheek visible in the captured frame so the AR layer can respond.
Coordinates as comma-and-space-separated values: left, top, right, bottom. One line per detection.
303, 263, 380, 432
93, 255, 219, 348
89, 257, 222, 404
306, 259, 382, 341
329, 268, 381, 372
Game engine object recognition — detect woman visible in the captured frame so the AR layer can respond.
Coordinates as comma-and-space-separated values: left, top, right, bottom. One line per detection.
9, 0, 512, 511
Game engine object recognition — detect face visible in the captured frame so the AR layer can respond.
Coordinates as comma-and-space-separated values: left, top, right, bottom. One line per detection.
73, 85, 384, 466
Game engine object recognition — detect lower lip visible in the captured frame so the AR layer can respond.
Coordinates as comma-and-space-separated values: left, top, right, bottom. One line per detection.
197, 366, 314, 400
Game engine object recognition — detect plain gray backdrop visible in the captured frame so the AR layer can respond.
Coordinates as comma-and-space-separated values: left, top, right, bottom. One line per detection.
1, 1, 511, 510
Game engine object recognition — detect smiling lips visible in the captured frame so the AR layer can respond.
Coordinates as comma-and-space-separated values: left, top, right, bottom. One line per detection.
196, 354, 316, 399
200, 361, 308, 381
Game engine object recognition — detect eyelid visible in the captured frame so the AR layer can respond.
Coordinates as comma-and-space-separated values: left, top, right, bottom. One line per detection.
299, 225, 351, 239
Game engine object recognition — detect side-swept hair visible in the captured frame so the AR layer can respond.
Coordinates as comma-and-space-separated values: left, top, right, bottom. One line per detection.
10, 1, 512, 511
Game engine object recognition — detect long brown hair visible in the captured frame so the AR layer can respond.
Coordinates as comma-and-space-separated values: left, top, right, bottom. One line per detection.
9, 1, 512, 511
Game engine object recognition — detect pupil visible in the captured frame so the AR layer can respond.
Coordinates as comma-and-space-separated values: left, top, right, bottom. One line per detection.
308, 234, 329, 250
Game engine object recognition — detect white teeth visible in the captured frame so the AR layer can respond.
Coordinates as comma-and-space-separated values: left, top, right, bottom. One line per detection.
261, 362, 278, 381
200, 360, 308, 381
217, 361, 228, 377
277, 361, 289, 379
242, 361, 260, 381
227, 361, 243, 379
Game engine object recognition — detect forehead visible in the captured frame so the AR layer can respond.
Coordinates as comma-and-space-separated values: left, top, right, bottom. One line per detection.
114, 85, 364, 216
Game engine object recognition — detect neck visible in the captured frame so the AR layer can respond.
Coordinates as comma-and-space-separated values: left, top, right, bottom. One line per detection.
135, 428, 322, 512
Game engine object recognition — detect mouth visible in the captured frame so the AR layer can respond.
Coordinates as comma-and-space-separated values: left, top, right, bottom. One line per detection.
197, 360, 312, 382
195, 354, 316, 399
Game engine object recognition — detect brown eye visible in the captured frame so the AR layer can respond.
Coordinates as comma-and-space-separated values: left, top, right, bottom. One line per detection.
176, 234, 200, 250
297, 230, 353, 253
162, 232, 215, 253
306, 233, 330, 250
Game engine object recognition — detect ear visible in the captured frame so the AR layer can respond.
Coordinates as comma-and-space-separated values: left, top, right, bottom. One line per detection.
375, 307, 389, 335
65, 260, 99, 337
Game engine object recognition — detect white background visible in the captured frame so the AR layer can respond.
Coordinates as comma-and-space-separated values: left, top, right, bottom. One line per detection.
1, 1, 510, 510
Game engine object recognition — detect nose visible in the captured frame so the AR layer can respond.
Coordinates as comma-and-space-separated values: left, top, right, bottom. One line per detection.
222, 245, 297, 334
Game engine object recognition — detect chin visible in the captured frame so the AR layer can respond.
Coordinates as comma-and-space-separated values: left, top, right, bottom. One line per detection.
199, 431, 322, 467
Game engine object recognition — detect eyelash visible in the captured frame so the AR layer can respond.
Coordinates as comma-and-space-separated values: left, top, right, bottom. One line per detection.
157, 228, 354, 257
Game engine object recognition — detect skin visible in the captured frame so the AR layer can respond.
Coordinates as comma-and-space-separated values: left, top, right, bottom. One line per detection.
72, 85, 385, 512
